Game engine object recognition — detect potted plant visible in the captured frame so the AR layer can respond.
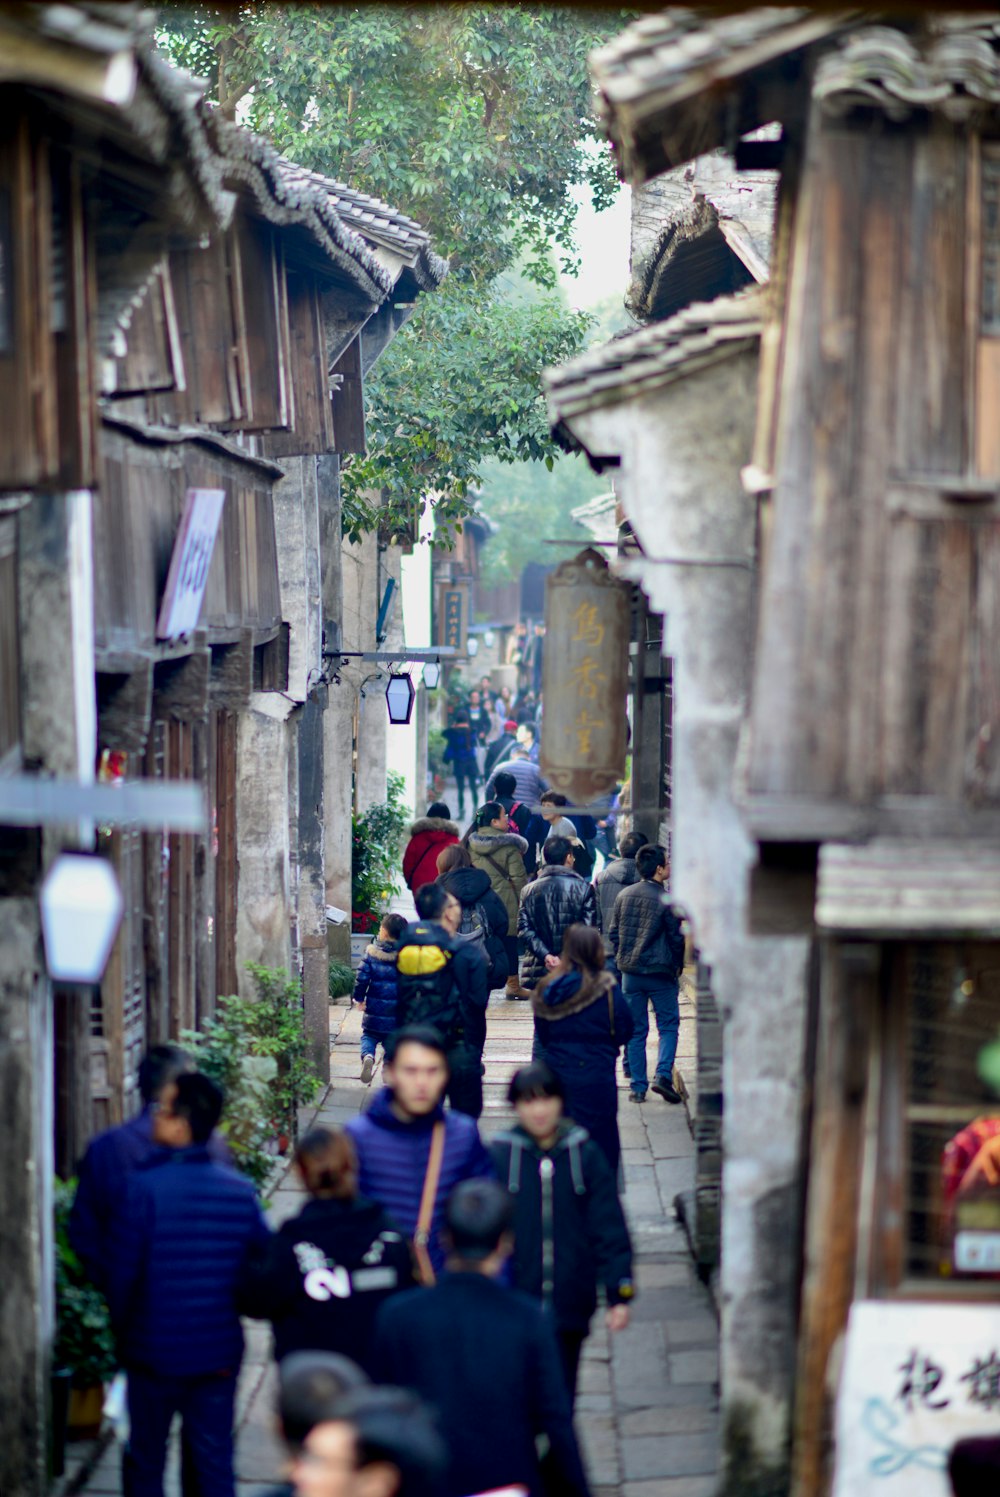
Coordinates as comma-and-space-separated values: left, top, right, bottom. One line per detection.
54, 1179, 116, 1440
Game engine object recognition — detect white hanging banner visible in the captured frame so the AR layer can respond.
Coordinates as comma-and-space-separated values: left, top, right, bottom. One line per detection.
156, 488, 225, 640
833, 1300, 1000, 1496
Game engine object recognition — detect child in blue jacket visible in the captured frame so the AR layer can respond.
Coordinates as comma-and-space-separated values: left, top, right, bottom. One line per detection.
355, 911, 407, 1083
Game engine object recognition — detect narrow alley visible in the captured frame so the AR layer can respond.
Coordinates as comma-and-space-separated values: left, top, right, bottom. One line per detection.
71, 984, 718, 1497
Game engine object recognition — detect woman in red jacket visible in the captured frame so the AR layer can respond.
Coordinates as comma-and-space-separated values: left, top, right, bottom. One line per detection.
402, 802, 460, 891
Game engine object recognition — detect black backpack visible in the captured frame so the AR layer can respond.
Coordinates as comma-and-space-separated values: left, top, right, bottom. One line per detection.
396, 923, 463, 1040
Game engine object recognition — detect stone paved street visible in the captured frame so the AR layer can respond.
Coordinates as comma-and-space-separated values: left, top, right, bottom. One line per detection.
76, 977, 718, 1497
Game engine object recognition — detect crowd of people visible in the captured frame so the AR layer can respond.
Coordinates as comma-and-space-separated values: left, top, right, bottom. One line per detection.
64, 671, 687, 1497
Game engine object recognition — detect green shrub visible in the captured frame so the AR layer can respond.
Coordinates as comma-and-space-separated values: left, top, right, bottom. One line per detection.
54, 1179, 116, 1385
329, 959, 356, 1000
183, 965, 320, 1189
427, 726, 448, 783
351, 770, 410, 932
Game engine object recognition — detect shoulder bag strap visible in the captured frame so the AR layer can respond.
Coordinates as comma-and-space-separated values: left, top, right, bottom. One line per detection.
482, 847, 519, 894
607, 985, 615, 1039
413, 1120, 447, 1286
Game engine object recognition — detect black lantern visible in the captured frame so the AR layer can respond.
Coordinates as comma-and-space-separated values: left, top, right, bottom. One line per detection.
385, 673, 416, 725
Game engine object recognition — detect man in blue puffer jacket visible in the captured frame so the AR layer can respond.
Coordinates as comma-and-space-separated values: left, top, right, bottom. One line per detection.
346, 1027, 494, 1279
106, 1073, 269, 1497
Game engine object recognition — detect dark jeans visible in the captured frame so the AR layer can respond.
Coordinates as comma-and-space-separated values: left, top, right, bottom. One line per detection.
446, 1042, 483, 1119
453, 763, 479, 813
623, 972, 680, 1096
124, 1366, 237, 1497
557, 1329, 587, 1405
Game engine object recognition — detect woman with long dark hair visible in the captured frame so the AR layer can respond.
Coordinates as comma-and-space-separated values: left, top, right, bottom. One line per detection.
240, 1127, 414, 1373
435, 843, 510, 991
532, 924, 633, 1176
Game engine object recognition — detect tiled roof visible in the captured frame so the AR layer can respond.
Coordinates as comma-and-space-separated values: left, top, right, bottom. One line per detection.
545, 289, 763, 433
208, 117, 395, 301
284, 168, 450, 290
590, 7, 853, 181
814, 22, 1000, 120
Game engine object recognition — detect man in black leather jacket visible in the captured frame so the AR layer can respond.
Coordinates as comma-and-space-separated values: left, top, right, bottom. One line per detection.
517, 836, 598, 991
608, 844, 686, 1106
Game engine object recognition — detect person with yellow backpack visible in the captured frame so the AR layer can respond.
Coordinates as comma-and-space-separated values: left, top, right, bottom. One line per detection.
395, 884, 489, 1119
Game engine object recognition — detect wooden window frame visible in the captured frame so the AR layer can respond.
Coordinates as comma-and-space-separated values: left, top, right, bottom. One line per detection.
864, 940, 1000, 1302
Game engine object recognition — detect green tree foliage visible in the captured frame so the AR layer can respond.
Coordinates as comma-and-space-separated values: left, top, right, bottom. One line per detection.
477, 451, 608, 586
158, 4, 628, 538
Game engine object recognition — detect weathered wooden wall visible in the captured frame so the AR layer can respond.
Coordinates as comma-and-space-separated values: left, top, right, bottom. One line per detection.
748, 114, 1000, 836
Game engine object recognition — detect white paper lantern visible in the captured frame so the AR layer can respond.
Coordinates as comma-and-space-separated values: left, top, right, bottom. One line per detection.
40, 854, 123, 983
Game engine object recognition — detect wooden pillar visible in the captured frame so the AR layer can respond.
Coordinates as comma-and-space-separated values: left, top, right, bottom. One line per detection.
791, 939, 880, 1497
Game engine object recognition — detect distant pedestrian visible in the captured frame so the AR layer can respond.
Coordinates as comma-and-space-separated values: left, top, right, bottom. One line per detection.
540, 791, 594, 879
401, 804, 459, 892
442, 713, 479, 820
240, 1127, 413, 1376
107, 1073, 269, 1497
486, 745, 545, 807
345, 1028, 494, 1282
375, 1180, 591, 1497
484, 718, 518, 776
518, 835, 598, 993
609, 844, 686, 1106
354, 912, 407, 1085
467, 800, 529, 999
435, 843, 510, 992
492, 1063, 634, 1403
532, 924, 633, 1176
516, 718, 540, 762
595, 830, 645, 954
395, 884, 489, 1114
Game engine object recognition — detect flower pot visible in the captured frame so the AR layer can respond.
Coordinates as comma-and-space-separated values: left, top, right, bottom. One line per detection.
67, 1382, 104, 1439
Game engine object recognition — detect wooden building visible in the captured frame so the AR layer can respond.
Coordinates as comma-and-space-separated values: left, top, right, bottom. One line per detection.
559, 7, 1000, 1495
0, 9, 446, 1493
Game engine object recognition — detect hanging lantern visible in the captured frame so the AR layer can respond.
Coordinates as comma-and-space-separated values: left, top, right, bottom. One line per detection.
540, 548, 629, 805
423, 662, 441, 691
385, 673, 416, 725
40, 853, 124, 983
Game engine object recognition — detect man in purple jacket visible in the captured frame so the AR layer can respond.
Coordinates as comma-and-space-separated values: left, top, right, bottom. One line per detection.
107, 1072, 269, 1497
345, 1028, 494, 1279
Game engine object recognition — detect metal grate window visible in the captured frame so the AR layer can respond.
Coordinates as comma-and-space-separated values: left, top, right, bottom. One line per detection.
901, 943, 1000, 1280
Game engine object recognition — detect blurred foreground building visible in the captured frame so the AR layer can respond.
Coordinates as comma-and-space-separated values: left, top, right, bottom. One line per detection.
0, 8, 445, 1491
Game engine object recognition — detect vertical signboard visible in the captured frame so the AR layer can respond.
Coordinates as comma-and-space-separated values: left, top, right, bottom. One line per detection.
832, 1300, 1000, 1496
540, 547, 628, 804
438, 586, 467, 654
156, 488, 225, 640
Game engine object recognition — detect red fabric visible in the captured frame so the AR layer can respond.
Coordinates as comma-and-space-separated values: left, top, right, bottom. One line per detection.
942, 1116, 1000, 1206
403, 828, 459, 891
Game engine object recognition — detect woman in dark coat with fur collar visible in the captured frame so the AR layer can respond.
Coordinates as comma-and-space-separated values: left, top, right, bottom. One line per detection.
402, 803, 459, 892
533, 924, 633, 1177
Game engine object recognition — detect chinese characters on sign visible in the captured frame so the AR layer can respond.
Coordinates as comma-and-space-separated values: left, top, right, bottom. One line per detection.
540, 548, 628, 806
438, 587, 467, 654
833, 1302, 1000, 1496
156, 488, 226, 640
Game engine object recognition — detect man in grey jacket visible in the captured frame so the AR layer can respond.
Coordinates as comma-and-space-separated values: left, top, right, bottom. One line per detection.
608, 845, 686, 1106
594, 831, 645, 953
